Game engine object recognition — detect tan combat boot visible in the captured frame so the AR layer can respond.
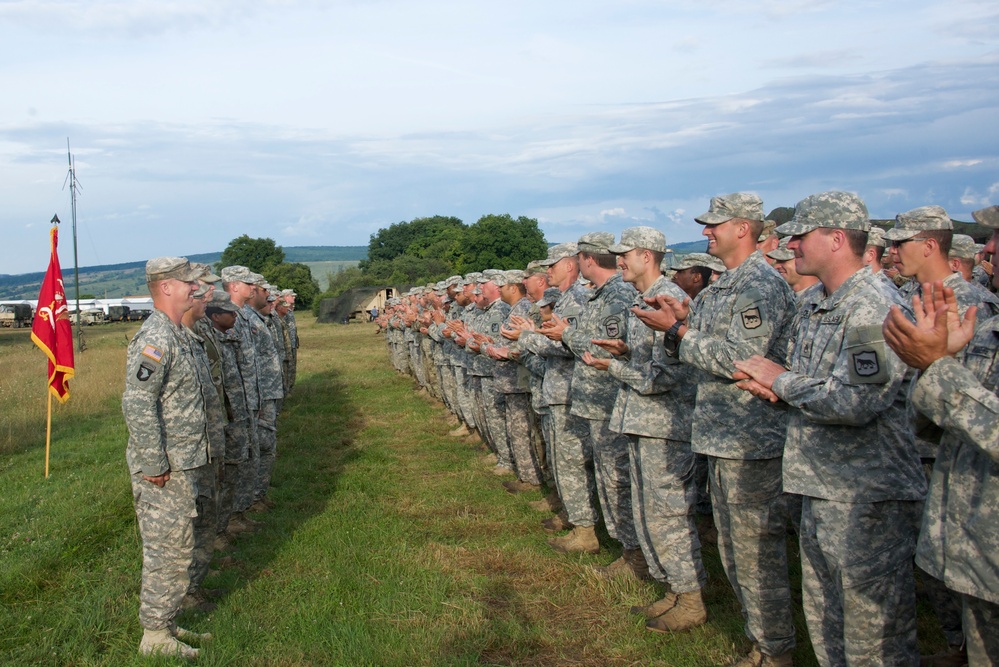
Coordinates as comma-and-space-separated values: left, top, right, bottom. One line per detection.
541, 511, 571, 533
645, 590, 707, 633
503, 480, 541, 494
169, 623, 213, 643
548, 525, 600, 554
139, 628, 199, 660
448, 423, 470, 437
593, 548, 649, 581
728, 645, 794, 667
630, 591, 677, 618
491, 464, 514, 477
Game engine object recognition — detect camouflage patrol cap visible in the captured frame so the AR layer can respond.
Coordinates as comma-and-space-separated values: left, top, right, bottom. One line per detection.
949, 234, 977, 260
206, 290, 239, 313
478, 269, 503, 283
866, 226, 886, 248
266, 289, 278, 302
501, 270, 525, 286
608, 226, 667, 254
766, 237, 795, 262
776, 191, 870, 235
758, 219, 777, 242
695, 193, 764, 225
191, 262, 221, 283
192, 283, 212, 299
883, 205, 953, 241
537, 287, 561, 308
463, 272, 483, 285
146, 257, 202, 283
972, 205, 999, 228
576, 232, 615, 254
538, 242, 579, 266
673, 252, 726, 273
220, 265, 266, 285
446, 275, 463, 287
524, 260, 547, 276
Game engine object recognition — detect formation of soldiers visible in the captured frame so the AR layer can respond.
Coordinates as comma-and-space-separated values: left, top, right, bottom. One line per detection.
122, 260, 299, 659
379, 193, 999, 667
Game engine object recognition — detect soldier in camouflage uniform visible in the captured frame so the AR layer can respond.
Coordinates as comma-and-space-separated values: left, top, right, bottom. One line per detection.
123, 257, 212, 660
883, 204, 999, 666
633, 193, 797, 667
515, 244, 596, 538
280, 289, 299, 391
470, 272, 515, 472
221, 266, 266, 532
543, 232, 640, 561
583, 227, 708, 625
483, 270, 544, 488
245, 274, 285, 509
204, 291, 252, 542
179, 272, 226, 613
735, 192, 925, 667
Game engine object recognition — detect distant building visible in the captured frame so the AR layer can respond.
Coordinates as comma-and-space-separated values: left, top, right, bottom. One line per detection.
317, 286, 406, 324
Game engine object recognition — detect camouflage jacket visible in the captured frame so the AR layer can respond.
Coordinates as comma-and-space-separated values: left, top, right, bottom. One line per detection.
244, 305, 284, 401
608, 275, 696, 440
283, 310, 299, 349
123, 309, 209, 477
192, 317, 226, 411
912, 318, 999, 604
912, 272, 999, 458
184, 326, 226, 461
565, 273, 638, 420
232, 306, 260, 412
678, 251, 796, 459
773, 267, 924, 502
520, 279, 590, 406
491, 297, 530, 394
212, 325, 250, 426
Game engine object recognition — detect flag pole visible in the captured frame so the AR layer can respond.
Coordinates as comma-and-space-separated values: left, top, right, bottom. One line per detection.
45, 391, 52, 478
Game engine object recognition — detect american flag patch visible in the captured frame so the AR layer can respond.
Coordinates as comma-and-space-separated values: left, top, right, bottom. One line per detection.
141, 345, 164, 363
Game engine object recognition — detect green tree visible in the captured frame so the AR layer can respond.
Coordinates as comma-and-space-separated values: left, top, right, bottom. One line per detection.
263, 262, 320, 309
218, 235, 286, 273
362, 216, 465, 268
460, 214, 548, 272
766, 207, 795, 225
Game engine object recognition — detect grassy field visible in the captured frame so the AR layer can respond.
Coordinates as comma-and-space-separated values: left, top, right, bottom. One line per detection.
0, 321, 946, 666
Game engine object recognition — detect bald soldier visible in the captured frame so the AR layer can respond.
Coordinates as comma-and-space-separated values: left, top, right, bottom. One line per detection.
123, 257, 213, 660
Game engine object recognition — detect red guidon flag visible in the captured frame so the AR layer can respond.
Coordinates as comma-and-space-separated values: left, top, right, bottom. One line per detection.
31, 226, 75, 403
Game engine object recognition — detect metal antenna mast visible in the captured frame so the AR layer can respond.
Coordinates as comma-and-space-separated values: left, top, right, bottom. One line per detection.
65, 139, 85, 352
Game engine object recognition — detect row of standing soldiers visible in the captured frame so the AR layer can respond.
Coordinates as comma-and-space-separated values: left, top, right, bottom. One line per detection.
379, 192, 999, 667
122, 260, 299, 659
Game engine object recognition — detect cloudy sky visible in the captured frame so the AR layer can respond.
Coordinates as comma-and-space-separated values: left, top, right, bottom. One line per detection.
1, 0, 997, 275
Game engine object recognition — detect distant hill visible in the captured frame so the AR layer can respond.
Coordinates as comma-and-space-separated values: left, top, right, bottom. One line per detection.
0, 245, 368, 300
669, 240, 708, 254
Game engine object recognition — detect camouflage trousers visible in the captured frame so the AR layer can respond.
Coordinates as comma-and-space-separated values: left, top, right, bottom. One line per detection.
420, 338, 439, 397
468, 375, 492, 448
549, 406, 597, 527
392, 340, 408, 373
219, 416, 251, 532
409, 342, 425, 385
288, 348, 297, 391
532, 405, 552, 485
504, 392, 542, 485
918, 460, 964, 648
628, 436, 705, 593
189, 462, 218, 591
235, 417, 260, 513
438, 360, 459, 414
574, 414, 637, 549
452, 365, 477, 429
480, 378, 513, 468
799, 497, 921, 667
255, 400, 278, 500
963, 594, 999, 666
130, 469, 197, 630
709, 456, 795, 657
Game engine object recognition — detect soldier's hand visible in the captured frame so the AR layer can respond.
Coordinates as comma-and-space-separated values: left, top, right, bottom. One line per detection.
592, 338, 629, 356
508, 315, 535, 332
631, 305, 676, 332
581, 351, 611, 371
143, 472, 171, 488
981, 260, 994, 277
733, 376, 780, 402
883, 281, 975, 369
732, 355, 785, 390
500, 325, 522, 341
541, 315, 569, 341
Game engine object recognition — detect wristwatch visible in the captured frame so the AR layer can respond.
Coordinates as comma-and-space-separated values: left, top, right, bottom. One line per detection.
663, 321, 683, 357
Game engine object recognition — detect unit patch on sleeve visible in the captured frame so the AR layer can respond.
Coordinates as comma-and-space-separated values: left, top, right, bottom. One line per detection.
136, 363, 155, 382
740, 307, 762, 330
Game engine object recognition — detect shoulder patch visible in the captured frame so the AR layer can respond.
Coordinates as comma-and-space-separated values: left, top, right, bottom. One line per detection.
845, 323, 890, 384
136, 362, 155, 382
740, 307, 762, 330
604, 315, 622, 338
141, 345, 164, 363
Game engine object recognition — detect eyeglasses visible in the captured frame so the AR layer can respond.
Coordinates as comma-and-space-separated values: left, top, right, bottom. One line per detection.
889, 237, 929, 249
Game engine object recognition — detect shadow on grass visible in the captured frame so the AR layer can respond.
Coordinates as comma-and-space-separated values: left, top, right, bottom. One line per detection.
183, 365, 363, 614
